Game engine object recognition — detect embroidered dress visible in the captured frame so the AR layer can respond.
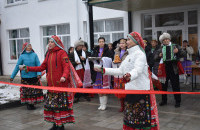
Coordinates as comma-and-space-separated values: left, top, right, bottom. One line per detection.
21, 77, 44, 104
44, 91, 74, 126
105, 32, 160, 130
123, 94, 152, 129
26, 36, 79, 127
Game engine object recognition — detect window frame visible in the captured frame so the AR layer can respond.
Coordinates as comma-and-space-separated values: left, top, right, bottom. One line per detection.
8, 28, 30, 61
5, 0, 28, 7
93, 18, 124, 45
41, 23, 71, 55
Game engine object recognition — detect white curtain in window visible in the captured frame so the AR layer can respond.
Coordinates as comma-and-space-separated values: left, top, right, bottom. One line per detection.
112, 33, 124, 42
9, 30, 19, 38
105, 19, 123, 32
94, 21, 104, 32
17, 39, 23, 58
62, 36, 70, 51
10, 40, 17, 60
57, 24, 70, 35
43, 26, 56, 36
20, 28, 30, 38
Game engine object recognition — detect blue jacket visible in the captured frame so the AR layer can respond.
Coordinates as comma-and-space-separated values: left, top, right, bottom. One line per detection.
10, 51, 41, 79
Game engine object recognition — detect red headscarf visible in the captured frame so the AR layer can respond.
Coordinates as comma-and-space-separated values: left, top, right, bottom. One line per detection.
21, 42, 34, 54
127, 32, 145, 52
50, 35, 65, 50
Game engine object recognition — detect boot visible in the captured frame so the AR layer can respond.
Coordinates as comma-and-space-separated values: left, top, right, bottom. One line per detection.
73, 98, 79, 103
27, 104, 31, 110
30, 104, 36, 110
98, 96, 103, 110
183, 74, 187, 85
119, 98, 124, 112
101, 96, 107, 110
186, 76, 190, 85
56, 125, 64, 130
49, 123, 57, 130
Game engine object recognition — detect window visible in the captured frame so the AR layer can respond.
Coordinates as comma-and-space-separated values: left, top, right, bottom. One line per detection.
93, 18, 124, 45
188, 10, 197, 25
155, 12, 184, 27
9, 28, 30, 60
7, 0, 27, 6
42, 24, 70, 53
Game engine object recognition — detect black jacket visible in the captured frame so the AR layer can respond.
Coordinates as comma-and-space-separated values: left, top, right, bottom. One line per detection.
68, 50, 86, 69
145, 45, 160, 75
90, 44, 113, 83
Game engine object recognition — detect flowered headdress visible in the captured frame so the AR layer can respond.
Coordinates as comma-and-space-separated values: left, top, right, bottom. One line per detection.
127, 32, 145, 53
21, 42, 34, 54
50, 35, 64, 50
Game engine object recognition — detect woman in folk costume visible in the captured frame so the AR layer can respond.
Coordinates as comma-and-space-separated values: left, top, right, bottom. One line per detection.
22, 36, 75, 130
94, 32, 159, 130
10, 42, 43, 110
91, 37, 113, 110
112, 38, 128, 112
180, 40, 194, 85
68, 40, 91, 103
156, 33, 185, 108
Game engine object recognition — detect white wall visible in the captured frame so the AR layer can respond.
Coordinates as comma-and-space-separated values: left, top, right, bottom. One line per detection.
1, 0, 79, 75
0, 0, 129, 76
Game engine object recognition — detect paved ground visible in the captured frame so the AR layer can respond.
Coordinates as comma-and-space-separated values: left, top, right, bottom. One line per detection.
0, 76, 200, 130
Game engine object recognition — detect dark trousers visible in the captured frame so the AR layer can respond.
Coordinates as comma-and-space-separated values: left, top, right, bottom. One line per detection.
162, 62, 181, 103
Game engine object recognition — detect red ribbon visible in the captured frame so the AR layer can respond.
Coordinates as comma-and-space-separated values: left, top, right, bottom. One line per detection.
0, 81, 200, 95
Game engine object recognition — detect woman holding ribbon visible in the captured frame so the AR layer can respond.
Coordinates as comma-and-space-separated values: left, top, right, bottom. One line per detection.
91, 37, 113, 111
94, 32, 159, 130
22, 36, 75, 130
10, 42, 43, 110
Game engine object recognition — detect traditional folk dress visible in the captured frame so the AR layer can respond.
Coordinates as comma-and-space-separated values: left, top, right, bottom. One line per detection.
104, 32, 159, 130
10, 43, 43, 105
92, 48, 112, 89
113, 48, 128, 99
26, 36, 81, 127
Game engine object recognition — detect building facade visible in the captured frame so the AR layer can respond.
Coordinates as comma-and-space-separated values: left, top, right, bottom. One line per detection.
0, 0, 200, 76
0, 0, 128, 76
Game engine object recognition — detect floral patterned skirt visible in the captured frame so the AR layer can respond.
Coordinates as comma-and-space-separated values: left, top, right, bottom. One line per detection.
21, 77, 44, 104
44, 91, 75, 126
113, 77, 126, 99
123, 94, 158, 130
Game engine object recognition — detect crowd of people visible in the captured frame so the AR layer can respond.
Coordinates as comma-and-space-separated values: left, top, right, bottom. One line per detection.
9, 31, 199, 130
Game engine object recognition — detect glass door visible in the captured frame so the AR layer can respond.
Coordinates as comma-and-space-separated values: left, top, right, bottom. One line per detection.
167, 29, 182, 46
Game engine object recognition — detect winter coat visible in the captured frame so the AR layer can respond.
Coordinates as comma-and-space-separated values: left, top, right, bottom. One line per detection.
180, 46, 194, 61
11, 51, 41, 79
27, 46, 70, 88
91, 44, 113, 59
105, 45, 150, 90
68, 49, 86, 69
113, 47, 128, 61
154, 43, 186, 75
145, 45, 160, 75
90, 44, 113, 83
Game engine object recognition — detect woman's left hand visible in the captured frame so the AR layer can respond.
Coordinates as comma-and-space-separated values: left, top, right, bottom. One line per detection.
123, 73, 131, 82
60, 77, 66, 82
